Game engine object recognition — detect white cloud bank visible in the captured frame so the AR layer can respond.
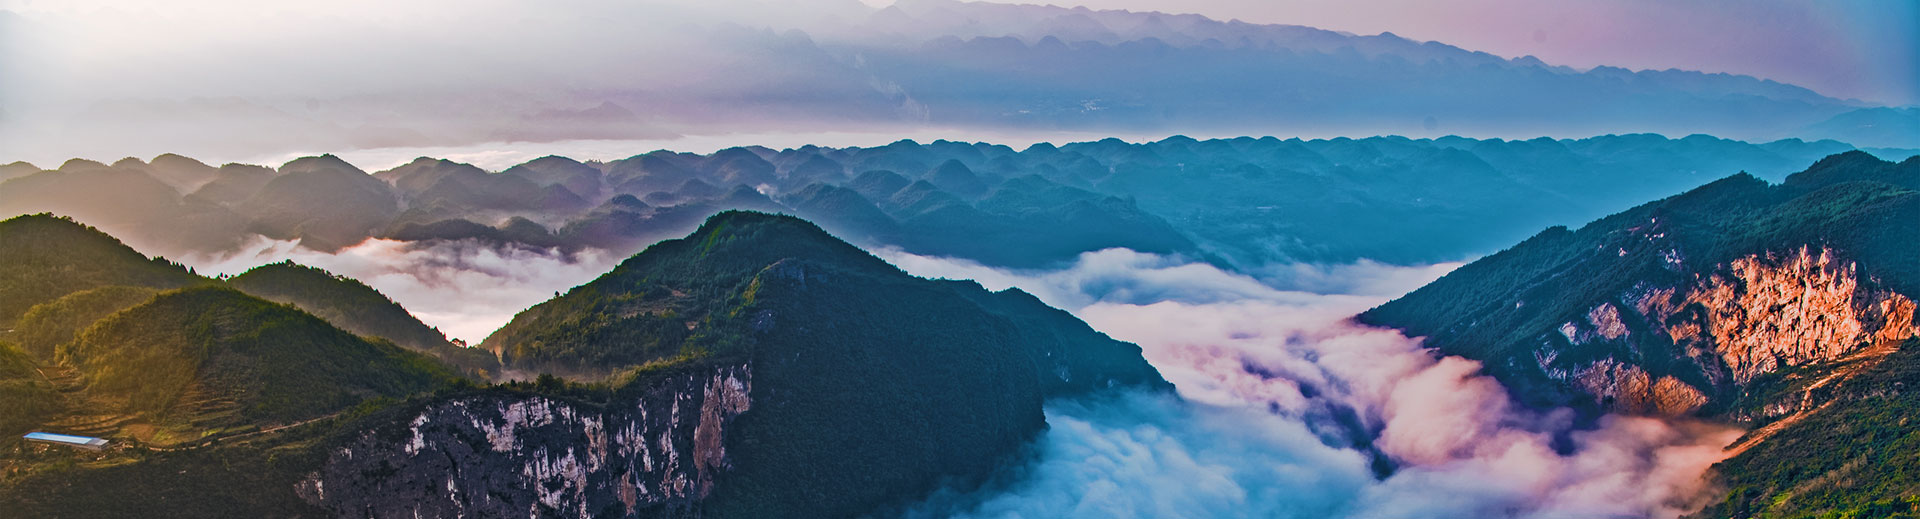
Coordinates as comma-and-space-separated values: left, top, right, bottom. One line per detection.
884, 248, 1742, 519
182, 236, 621, 344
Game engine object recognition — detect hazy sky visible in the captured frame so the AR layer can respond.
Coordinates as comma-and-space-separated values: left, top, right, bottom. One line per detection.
2, 0, 1911, 164
1031, 0, 1920, 105
6, 0, 1909, 104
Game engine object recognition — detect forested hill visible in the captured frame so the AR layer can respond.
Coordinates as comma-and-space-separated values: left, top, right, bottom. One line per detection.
0, 213, 203, 324
469, 210, 1168, 515
227, 261, 500, 376
4, 210, 1176, 518
1360, 151, 1920, 517
7, 135, 1906, 273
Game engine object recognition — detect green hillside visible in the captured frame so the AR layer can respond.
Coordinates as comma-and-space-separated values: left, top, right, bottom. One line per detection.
1360, 152, 1920, 516
483, 210, 905, 375
0, 214, 203, 324
486, 210, 1168, 516
61, 286, 455, 435
226, 261, 499, 376
0, 214, 466, 445
13, 285, 160, 359
0, 341, 59, 439
1699, 339, 1920, 518
0, 230, 463, 515
3, 211, 1170, 518
1362, 152, 1920, 412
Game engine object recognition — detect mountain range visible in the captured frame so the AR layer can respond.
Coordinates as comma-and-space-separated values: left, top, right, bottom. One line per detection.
3, 135, 1911, 276
3, 148, 1919, 516
820, 0, 1904, 144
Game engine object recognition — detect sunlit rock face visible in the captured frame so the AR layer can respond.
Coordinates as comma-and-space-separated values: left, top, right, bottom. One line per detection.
1546, 246, 1916, 415
1680, 247, 1912, 382
1566, 359, 1709, 416
298, 363, 751, 519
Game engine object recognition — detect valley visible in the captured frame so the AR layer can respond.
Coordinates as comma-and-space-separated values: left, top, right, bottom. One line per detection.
3, 0, 1916, 515
0, 148, 1913, 517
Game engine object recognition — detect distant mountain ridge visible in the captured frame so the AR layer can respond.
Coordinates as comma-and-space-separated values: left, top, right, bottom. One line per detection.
866, 0, 1834, 103
5, 1, 1902, 162
797, 0, 1886, 142
5, 135, 1909, 275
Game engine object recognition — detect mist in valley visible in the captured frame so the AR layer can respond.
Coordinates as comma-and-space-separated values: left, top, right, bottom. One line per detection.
886, 249, 1743, 518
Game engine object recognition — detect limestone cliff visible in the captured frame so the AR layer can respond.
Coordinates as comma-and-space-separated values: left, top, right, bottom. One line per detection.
1544, 246, 1916, 415
404, 211, 1163, 517
299, 364, 751, 518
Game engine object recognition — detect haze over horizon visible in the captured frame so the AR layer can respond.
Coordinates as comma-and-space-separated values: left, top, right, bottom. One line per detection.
953, 0, 1920, 106
3, 0, 1913, 165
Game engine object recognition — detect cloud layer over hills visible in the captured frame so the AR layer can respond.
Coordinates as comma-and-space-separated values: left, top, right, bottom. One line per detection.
887, 249, 1743, 518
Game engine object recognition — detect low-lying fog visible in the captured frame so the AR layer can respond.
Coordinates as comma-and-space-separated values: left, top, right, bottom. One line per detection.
184, 237, 622, 344
884, 248, 1741, 518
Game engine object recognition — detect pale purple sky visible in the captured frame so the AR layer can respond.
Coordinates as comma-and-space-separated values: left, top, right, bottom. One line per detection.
981, 0, 1920, 106
2, 0, 1911, 163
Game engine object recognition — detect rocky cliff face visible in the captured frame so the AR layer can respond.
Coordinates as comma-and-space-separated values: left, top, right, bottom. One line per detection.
1363, 152, 1920, 418
1672, 247, 1911, 382
298, 363, 751, 518
1543, 245, 1916, 415
300, 211, 1166, 518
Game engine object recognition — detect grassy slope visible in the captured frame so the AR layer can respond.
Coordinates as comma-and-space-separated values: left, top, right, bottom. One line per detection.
483, 210, 907, 376
0, 214, 204, 324
1697, 340, 1920, 518
62, 286, 455, 429
0, 341, 59, 439
226, 261, 449, 350
13, 285, 161, 359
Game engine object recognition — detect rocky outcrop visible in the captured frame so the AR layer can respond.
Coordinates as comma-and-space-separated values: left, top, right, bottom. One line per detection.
1541, 246, 1916, 415
464, 212, 1166, 517
1672, 247, 1912, 383
298, 363, 751, 519
1567, 359, 1709, 416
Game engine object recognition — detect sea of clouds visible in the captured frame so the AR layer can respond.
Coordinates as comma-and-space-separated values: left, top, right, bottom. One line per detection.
881, 248, 1743, 519
182, 236, 621, 344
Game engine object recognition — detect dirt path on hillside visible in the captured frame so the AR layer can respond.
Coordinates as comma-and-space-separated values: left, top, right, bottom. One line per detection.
1722, 339, 1901, 458
140, 413, 343, 452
